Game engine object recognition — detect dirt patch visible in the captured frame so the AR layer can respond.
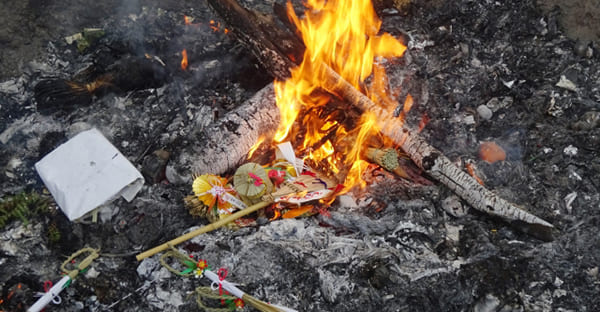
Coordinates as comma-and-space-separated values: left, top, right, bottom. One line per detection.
537, 0, 600, 42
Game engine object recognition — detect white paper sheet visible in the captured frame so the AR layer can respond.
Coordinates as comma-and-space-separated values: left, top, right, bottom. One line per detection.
35, 128, 144, 221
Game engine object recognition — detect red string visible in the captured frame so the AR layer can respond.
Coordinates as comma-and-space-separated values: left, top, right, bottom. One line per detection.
302, 171, 316, 177
43, 280, 53, 292
247, 172, 264, 186
217, 268, 228, 304
294, 181, 307, 188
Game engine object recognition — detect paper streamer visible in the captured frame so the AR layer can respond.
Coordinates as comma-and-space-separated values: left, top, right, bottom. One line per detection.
276, 142, 304, 177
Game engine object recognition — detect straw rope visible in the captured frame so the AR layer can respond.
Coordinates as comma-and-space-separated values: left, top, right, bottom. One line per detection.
159, 246, 292, 312
194, 287, 238, 312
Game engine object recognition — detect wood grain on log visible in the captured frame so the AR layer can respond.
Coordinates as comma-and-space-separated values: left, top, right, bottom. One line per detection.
190, 83, 279, 175
206, 0, 302, 81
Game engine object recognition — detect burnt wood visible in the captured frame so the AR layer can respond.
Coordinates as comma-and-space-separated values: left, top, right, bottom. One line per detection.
206, 0, 304, 81
207, 0, 554, 238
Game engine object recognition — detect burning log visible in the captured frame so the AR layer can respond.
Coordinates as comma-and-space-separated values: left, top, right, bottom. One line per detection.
321, 65, 554, 239
206, 0, 554, 239
188, 83, 279, 175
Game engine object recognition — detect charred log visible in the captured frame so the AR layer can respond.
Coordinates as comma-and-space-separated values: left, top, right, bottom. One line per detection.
206, 0, 303, 81
321, 65, 554, 240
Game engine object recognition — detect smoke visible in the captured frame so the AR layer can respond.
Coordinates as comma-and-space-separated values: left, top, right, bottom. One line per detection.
116, 0, 141, 17
114, 0, 145, 55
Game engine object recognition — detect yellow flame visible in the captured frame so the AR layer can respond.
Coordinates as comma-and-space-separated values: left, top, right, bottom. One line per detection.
274, 0, 407, 188
247, 135, 266, 159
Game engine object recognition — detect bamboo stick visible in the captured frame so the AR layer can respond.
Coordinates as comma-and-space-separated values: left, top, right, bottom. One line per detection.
136, 174, 329, 261
365, 147, 410, 179
136, 201, 271, 261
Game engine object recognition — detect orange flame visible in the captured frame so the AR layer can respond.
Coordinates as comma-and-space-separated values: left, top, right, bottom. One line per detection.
184, 15, 192, 25
181, 49, 188, 71
403, 94, 414, 113
247, 135, 266, 159
273, 0, 407, 188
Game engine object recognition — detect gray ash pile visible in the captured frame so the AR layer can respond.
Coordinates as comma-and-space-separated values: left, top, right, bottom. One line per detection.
1, 0, 599, 311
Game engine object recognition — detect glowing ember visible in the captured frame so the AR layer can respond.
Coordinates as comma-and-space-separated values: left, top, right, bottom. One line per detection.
466, 162, 484, 185
184, 15, 192, 25
210, 20, 230, 34
418, 113, 430, 133
181, 49, 188, 71
273, 0, 407, 188
403, 94, 414, 114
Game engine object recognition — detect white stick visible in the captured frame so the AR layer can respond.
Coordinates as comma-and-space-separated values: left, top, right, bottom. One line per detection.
28, 276, 71, 312
204, 270, 245, 299
203, 270, 298, 312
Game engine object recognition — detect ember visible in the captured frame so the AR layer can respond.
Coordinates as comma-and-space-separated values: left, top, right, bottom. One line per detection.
479, 141, 507, 163
210, 19, 229, 34
180, 49, 188, 70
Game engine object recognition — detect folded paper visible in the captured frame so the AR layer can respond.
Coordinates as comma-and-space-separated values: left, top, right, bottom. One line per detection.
35, 128, 144, 221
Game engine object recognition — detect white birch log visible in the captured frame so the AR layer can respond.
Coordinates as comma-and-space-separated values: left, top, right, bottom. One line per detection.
322, 65, 554, 230
188, 83, 279, 176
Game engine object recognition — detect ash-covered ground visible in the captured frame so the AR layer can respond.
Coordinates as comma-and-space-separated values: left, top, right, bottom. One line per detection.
1, 0, 600, 311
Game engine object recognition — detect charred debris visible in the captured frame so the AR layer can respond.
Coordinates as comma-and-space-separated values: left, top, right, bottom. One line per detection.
1, 0, 600, 311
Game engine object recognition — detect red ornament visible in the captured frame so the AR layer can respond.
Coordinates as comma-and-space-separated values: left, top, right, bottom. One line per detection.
197, 259, 208, 270
234, 298, 245, 309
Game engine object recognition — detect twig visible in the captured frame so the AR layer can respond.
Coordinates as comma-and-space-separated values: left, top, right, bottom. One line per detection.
102, 279, 157, 311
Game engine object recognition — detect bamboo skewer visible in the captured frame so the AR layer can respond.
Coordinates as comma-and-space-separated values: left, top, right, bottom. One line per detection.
136, 201, 271, 261
137, 174, 330, 261
320, 65, 554, 236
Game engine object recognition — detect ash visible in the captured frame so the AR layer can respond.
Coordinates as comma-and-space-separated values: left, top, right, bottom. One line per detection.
1, 0, 600, 311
